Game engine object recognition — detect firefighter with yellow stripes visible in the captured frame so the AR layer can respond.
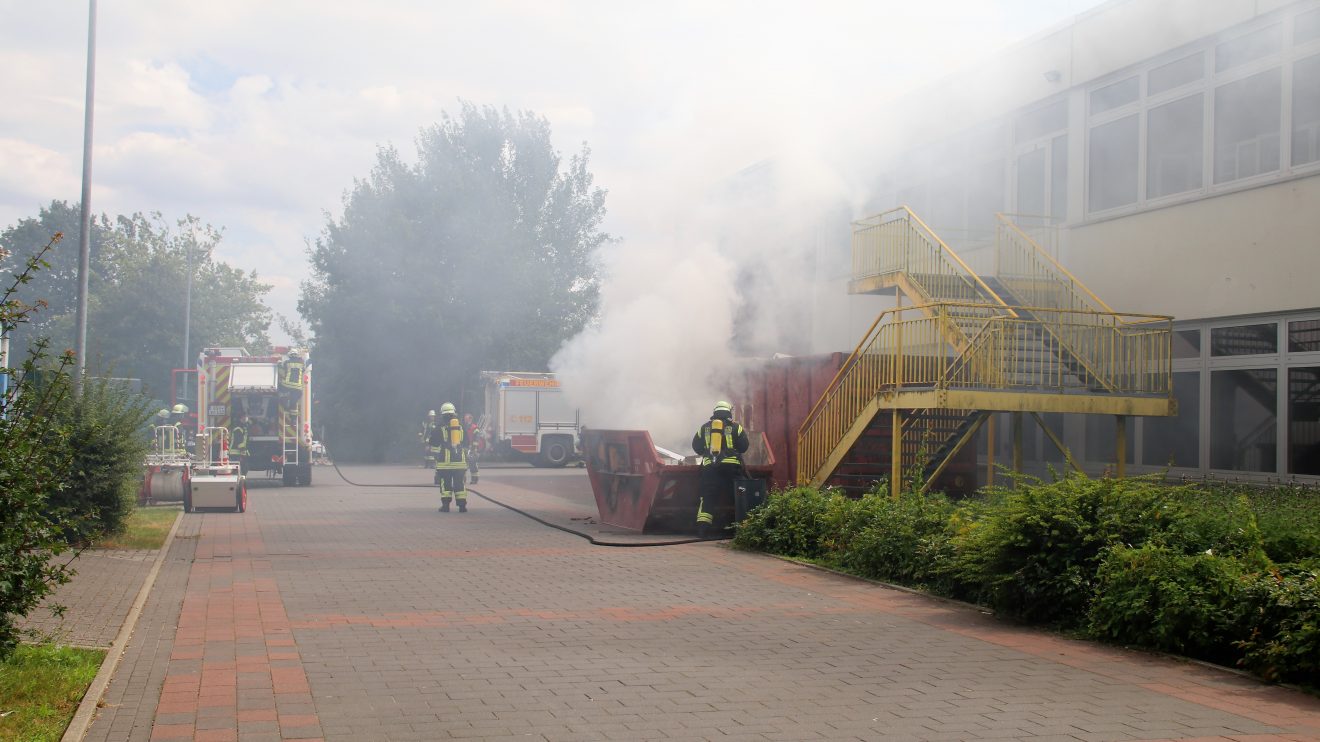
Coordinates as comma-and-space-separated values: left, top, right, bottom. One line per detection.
691, 400, 749, 537
428, 402, 469, 513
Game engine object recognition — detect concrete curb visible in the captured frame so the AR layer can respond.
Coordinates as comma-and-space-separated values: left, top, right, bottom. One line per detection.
61, 509, 184, 742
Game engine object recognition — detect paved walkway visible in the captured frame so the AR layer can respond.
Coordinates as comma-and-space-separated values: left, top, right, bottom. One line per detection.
66, 464, 1320, 741
19, 546, 161, 648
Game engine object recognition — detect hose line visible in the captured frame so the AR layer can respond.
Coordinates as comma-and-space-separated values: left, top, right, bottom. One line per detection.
329, 459, 729, 548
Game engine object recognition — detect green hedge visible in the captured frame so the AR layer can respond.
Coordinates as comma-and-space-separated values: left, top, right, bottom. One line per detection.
733, 474, 1320, 686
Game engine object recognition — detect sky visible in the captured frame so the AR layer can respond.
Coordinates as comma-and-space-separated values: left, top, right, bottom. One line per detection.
1, 0, 1107, 443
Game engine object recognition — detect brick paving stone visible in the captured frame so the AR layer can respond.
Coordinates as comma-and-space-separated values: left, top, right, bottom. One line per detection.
18, 544, 163, 648
67, 465, 1320, 741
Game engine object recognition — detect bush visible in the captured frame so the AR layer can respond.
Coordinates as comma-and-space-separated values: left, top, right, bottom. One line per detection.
43, 375, 153, 544
1088, 545, 1252, 663
834, 491, 957, 589
1238, 566, 1320, 685
732, 486, 843, 560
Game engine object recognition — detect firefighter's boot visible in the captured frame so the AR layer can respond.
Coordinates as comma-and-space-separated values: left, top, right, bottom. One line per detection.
439, 496, 451, 513
457, 499, 467, 513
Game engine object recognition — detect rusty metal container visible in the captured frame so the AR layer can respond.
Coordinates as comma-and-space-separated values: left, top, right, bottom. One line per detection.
582, 428, 776, 534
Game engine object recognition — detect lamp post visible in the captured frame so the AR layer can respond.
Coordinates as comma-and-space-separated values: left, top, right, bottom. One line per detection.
73, 0, 98, 395
183, 226, 194, 370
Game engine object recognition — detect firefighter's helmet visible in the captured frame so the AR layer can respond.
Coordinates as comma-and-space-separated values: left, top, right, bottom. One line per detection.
172, 403, 189, 414
713, 400, 732, 415
440, 402, 456, 415
427, 409, 436, 417
156, 408, 170, 420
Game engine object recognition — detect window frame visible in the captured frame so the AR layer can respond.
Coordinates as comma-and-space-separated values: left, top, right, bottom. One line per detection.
1082, 6, 1320, 221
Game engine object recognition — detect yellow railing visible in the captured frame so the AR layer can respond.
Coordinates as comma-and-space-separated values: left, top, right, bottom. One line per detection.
796, 302, 1172, 485
853, 207, 1009, 310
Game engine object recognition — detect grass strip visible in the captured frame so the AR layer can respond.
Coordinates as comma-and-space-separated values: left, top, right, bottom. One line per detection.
0, 644, 105, 741
94, 506, 180, 550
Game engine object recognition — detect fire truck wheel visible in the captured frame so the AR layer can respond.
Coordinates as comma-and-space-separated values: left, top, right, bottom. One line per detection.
300, 464, 312, 486
282, 467, 296, 486
539, 436, 573, 468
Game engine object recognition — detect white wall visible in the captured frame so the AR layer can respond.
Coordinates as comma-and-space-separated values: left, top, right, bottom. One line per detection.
1063, 173, 1320, 320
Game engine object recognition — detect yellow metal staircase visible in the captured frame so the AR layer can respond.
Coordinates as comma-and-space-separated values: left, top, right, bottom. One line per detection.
798, 207, 1175, 494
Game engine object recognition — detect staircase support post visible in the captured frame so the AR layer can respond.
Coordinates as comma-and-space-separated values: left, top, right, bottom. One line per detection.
1012, 411, 1024, 474
1116, 414, 1127, 478
986, 413, 996, 488
891, 408, 903, 500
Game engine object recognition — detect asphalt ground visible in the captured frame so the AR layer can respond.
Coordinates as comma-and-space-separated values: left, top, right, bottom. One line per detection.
54, 462, 1320, 741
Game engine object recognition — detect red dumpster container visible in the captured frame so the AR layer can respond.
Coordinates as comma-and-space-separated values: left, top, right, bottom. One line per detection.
582, 428, 776, 534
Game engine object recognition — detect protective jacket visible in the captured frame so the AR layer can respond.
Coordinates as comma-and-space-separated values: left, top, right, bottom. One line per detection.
231, 424, 249, 455
692, 417, 749, 468
429, 415, 468, 469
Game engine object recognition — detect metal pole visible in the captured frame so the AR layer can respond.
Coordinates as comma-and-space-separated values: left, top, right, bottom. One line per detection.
73, 0, 97, 395
183, 228, 193, 369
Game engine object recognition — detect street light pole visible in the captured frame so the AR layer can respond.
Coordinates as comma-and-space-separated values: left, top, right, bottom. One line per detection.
73, 0, 97, 395
183, 227, 194, 370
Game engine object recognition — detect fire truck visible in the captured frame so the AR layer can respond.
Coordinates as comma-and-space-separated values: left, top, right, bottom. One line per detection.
480, 371, 579, 467
196, 346, 313, 486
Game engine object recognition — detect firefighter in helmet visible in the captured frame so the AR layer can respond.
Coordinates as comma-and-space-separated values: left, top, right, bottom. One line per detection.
230, 416, 250, 471
691, 400, 749, 537
429, 402, 469, 512
170, 404, 191, 455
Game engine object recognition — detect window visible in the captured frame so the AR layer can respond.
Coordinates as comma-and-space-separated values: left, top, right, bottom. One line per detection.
1288, 364, 1320, 472
1090, 77, 1139, 114
1016, 147, 1046, 216
1015, 100, 1067, 144
1297, 8, 1320, 45
1149, 53, 1204, 95
1216, 24, 1282, 72
1088, 115, 1139, 211
1144, 372, 1200, 468
1292, 54, 1320, 166
1050, 135, 1068, 222
967, 158, 1005, 229
1289, 366, 1320, 475
1173, 328, 1202, 359
1214, 69, 1282, 183
1084, 414, 1133, 465
1148, 94, 1204, 197
1211, 368, 1277, 472
1290, 319, 1320, 352
1211, 323, 1279, 356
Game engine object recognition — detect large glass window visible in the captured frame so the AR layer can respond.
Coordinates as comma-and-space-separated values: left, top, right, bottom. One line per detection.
967, 158, 1005, 229
1088, 115, 1139, 211
1211, 323, 1278, 356
1173, 328, 1202, 359
1216, 24, 1282, 72
1015, 100, 1067, 144
1149, 53, 1204, 95
1144, 372, 1200, 468
1289, 366, 1320, 475
1050, 135, 1068, 222
1211, 368, 1277, 471
1297, 8, 1320, 45
1289, 319, 1320, 352
1148, 94, 1204, 197
1016, 148, 1046, 216
1292, 54, 1320, 166
1091, 77, 1139, 114
1214, 69, 1282, 183
1084, 414, 1134, 466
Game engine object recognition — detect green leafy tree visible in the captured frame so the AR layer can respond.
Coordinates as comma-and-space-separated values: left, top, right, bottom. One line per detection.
0, 236, 77, 659
1, 207, 273, 396
301, 103, 608, 461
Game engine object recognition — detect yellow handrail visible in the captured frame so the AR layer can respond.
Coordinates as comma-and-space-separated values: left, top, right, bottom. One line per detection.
796, 302, 1172, 486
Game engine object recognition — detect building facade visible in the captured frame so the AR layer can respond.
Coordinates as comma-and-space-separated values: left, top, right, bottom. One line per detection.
862, 0, 1320, 482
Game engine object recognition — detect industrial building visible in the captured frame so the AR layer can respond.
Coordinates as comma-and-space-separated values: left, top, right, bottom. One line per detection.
804, 0, 1320, 489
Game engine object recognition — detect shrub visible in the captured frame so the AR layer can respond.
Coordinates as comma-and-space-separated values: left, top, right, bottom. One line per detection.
834, 491, 956, 588
0, 235, 77, 659
732, 486, 841, 559
1238, 566, 1320, 685
43, 375, 154, 544
1088, 545, 1252, 663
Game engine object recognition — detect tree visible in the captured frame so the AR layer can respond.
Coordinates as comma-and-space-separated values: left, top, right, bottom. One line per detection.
0, 236, 77, 658
1, 206, 273, 397
301, 103, 608, 461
